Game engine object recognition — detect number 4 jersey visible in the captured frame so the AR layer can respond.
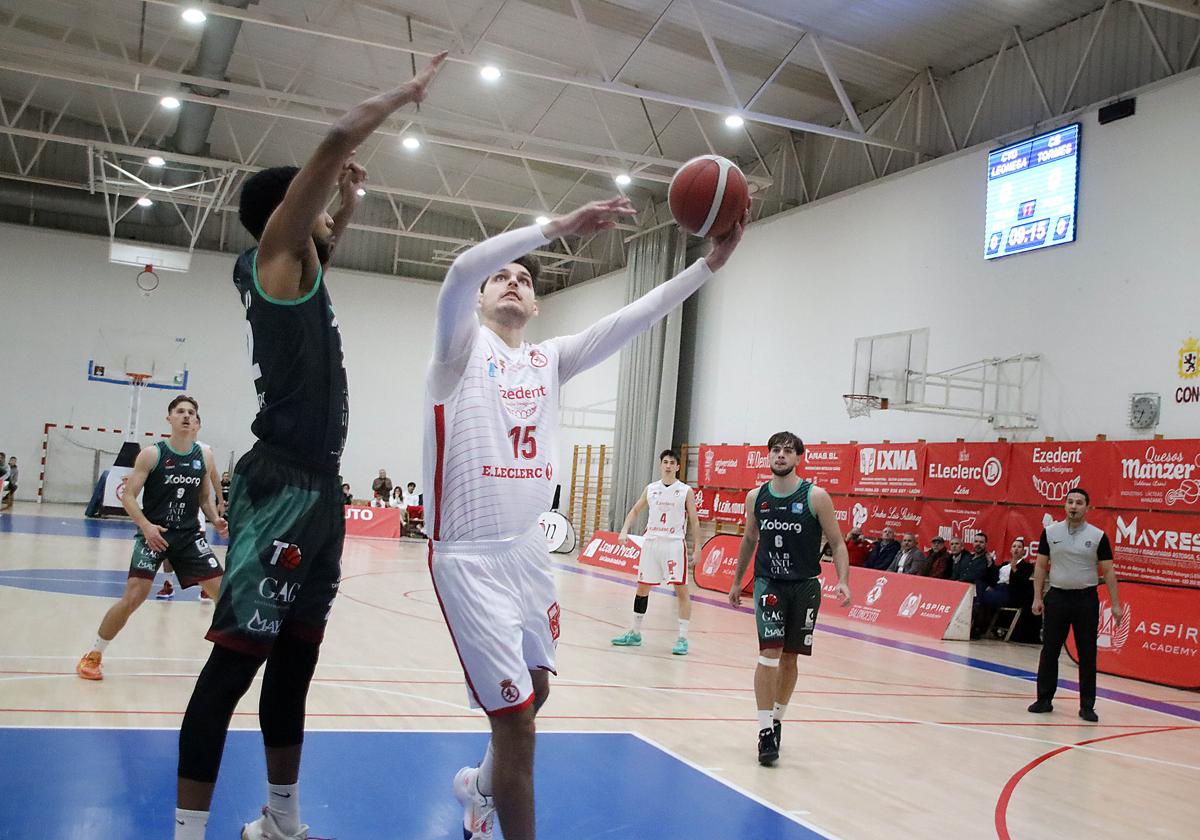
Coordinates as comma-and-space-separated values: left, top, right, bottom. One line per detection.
425, 326, 566, 544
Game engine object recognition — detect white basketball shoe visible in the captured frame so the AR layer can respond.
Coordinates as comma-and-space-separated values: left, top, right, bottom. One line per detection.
241, 806, 310, 840
453, 766, 496, 840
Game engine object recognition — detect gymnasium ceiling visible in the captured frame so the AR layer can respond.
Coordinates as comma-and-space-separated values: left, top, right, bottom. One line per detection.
0, 0, 1197, 288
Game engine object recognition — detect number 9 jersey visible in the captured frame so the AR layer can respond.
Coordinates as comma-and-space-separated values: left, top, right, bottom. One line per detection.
424, 326, 565, 544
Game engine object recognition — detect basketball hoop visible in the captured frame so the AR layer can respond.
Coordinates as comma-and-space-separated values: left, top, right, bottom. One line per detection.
136, 264, 160, 293
843, 393, 887, 418
127, 373, 153, 388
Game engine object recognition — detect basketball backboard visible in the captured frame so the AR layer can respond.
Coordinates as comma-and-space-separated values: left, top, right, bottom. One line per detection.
87, 327, 189, 391
850, 328, 929, 406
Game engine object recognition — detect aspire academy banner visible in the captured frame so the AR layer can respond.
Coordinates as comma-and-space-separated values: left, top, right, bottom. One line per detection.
1066, 583, 1200, 689
693, 534, 753, 594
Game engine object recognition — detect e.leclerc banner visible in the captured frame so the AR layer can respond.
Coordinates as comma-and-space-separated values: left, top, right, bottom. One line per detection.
1067, 582, 1200, 689
343, 505, 401, 539
1111, 439, 1200, 512
1007, 441, 1114, 507
852, 442, 927, 496
922, 442, 1010, 502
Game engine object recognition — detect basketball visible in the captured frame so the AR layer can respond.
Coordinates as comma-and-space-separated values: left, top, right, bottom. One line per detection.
668, 155, 750, 238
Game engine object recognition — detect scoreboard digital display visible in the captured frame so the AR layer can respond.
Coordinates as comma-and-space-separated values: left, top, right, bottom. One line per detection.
984, 123, 1079, 260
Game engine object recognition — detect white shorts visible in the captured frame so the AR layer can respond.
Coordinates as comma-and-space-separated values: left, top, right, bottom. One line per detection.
636, 537, 687, 586
429, 528, 559, 716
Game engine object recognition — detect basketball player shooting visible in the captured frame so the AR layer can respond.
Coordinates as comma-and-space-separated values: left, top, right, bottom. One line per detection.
425, 198, 748, 839
172, 52, 447, 840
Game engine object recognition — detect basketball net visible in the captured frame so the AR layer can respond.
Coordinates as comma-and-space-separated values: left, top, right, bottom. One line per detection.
126, 373, 153, 442
843, 394, 887, 419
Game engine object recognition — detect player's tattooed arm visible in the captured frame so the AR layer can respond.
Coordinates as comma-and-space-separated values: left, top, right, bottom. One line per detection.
121, 446, 168, 553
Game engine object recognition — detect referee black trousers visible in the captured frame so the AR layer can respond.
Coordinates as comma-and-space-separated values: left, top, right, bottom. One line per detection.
1036, 586, 1099, 709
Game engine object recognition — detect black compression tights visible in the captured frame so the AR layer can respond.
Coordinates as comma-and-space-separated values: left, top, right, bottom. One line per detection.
178, 635, 320, 783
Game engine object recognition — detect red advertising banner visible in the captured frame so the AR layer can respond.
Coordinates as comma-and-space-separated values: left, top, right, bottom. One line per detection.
343, 506, 401, 539
693, 486, 713, 522
1111, 439, 1200, 512
1067, 583, 1200, 689
743, 447, 772, 488
918, 501, 1009, 554
817, 566, 975, 640
829, 495, 857, 533
693, 534, 753, 594
851, 442, 927, 496
712, 489, 747, 524
802, 444, 856, 494
1007, 441, 1114, 507
843, 497, 923, 539
697, 445, 746, 488
577, 530, 640, 576
922, 442, 1010, 502
1004, 506, 1114, 562
1111, 510, 1200, 588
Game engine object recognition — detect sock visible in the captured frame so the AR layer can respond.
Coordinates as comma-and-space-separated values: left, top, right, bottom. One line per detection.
477, 742, 495, 796
631, 612, 644, 632
757, 710, 773, 732
91, 636, 110, 654
773, 702, 787, 722
174, 808, 207, 840
678, 619, 690, 639
267, 783, 300, 834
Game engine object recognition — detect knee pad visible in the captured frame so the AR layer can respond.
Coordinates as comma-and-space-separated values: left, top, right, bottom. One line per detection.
260, 634, 321, 748
633, 595, 649, 615
757, 655, 780, 668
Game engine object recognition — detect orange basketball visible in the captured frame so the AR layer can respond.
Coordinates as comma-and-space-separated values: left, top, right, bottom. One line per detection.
668, 155, 749, 238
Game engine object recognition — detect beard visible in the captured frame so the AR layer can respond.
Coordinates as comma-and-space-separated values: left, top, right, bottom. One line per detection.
770, 464, 793, 477
314, 235, 332, 266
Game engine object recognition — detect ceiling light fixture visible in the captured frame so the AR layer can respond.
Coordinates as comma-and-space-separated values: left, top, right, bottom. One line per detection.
402, 136, 421, 150
136, 197, 154, 207
160, 96, 181, 110
614, 173, 632, 186
480, 65, 502, 82
147, 155, 166, 167
724, 114, 745, 129
181, 8, 207, 24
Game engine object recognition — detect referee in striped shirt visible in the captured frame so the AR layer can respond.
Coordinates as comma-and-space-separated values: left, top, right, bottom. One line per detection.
1028, 488, 1123, 722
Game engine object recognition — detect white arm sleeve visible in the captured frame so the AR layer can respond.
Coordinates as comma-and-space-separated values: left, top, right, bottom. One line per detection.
429, 224, 550, 398
551, 258, 713, 383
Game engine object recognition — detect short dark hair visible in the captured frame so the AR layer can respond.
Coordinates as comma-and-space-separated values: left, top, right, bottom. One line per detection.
479, 254, 541, 292
659, 449, 680, 463
342, 483, 350, 490
766, 431, 804, 455
168, 395, 198, 413
407, 481, 416, 489
975, 532, 987, 541
1066, 487, 1090, 505
239, 166, 300, 240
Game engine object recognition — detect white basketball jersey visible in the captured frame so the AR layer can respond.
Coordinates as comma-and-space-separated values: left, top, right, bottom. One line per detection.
425, 327, 562, 544
644, 479, 689, 539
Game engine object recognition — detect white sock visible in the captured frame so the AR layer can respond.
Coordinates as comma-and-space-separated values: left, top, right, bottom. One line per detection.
632, 612, 644, 632
174, 808, 207, 840
267, 783, 300, 834
91, 636, 110, 654
773, 702, 787, 722
477, 742, 495, 796
757, 710, 774, 732
678, 619, 689, 639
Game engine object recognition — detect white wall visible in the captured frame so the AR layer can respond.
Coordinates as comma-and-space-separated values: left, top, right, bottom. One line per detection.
0, 224, 439, 500
686, 69, 1200, 448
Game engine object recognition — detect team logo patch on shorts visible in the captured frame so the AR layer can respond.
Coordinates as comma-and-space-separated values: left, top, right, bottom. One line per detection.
499, 679, 520, 703
547, 602, 561, 641
265, 539, 302, 570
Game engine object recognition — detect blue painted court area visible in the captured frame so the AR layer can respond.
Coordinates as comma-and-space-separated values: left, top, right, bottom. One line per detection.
0, 728, 823, 839
0, 568, 208, 600
0, 512, 228, 545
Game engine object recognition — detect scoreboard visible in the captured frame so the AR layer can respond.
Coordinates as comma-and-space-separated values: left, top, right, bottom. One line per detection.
984, 123, 1079, 260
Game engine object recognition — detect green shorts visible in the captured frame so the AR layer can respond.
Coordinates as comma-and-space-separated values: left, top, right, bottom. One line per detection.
206, 446, 345, 657
754, 576, 821, 656
128, 528, 221, 588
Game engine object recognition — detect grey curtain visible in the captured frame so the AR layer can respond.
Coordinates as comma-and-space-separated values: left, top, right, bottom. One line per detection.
608, 225, 687, 529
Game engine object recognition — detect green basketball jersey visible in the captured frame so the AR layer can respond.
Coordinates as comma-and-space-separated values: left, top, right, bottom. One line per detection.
753, 480, 822, 580
141, 440, 205, 531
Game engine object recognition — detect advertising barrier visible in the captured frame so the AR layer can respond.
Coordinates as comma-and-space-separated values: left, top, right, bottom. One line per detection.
1008, 441, 1113, 507
852, 442, 927, 496
1111, 509, 1200, 588
1066, 582, 1200, 689
343, 505, 401, 539
922, 442, 1010, 503
578, 530, 642, 576
1111, 439, 1200, 512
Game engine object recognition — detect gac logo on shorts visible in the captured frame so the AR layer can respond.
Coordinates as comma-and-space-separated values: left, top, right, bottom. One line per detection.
266, 539, 302, 570
547, 602, 561, 641
499, 679, 520, 703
